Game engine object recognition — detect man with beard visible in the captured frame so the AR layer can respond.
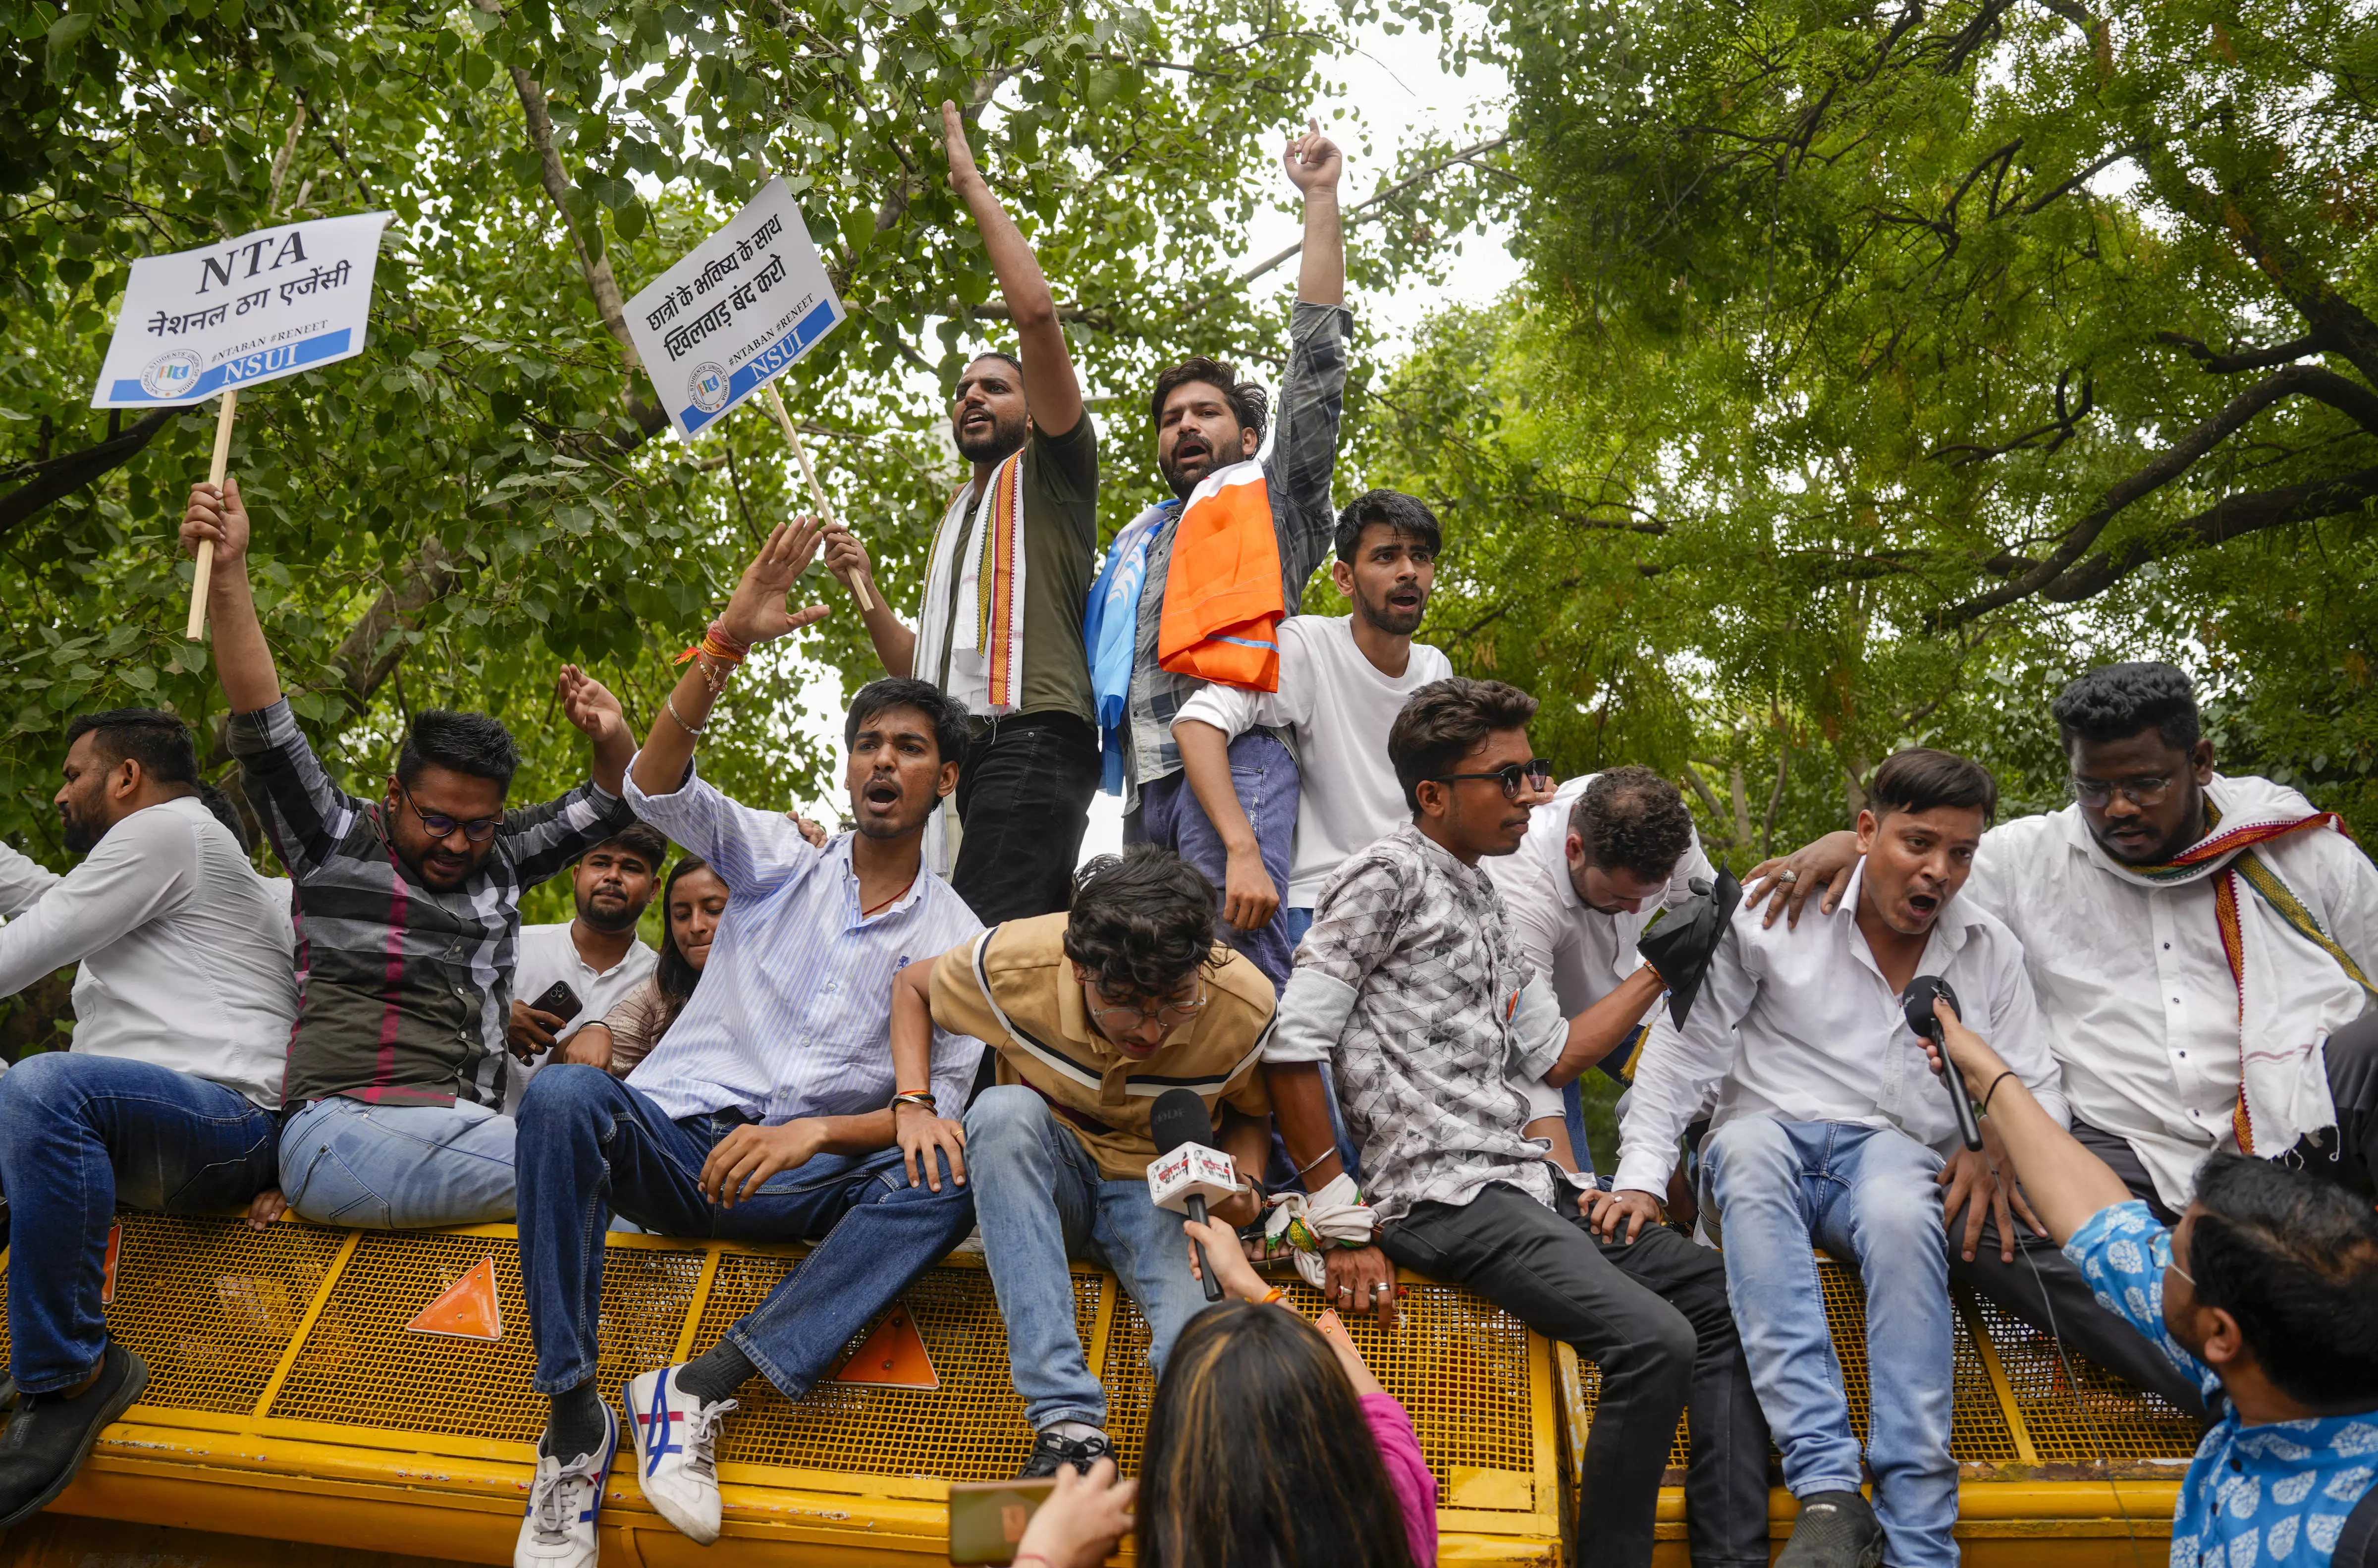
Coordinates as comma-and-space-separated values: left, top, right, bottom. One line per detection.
1085, 119, 1348, 989
502, 823, 666, 1112
0, 709, 298, 1528
179, 479, 638, 1230
1747, 661, 2378, 1420
507, 521, 985, 1568
824, 102, 1099, 925
1603, 749, 2064, 1568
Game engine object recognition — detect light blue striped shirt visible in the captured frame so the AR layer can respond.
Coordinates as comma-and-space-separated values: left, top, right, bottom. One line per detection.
621, 759, 985, 1125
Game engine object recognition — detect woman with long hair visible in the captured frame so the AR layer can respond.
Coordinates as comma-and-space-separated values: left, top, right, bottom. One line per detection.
566, 857, 728, 1077
1012, 1214, 1434, 1568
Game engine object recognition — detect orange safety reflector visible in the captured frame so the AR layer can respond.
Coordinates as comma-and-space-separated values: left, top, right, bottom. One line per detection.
100, 1223, 122, 1305
404, 1256, 504, 1341
830, 1303, 938, 1390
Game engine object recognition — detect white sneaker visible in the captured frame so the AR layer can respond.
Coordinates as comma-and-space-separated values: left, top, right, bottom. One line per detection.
622, 1364, 737, 1544
514, 1402, 617, 1568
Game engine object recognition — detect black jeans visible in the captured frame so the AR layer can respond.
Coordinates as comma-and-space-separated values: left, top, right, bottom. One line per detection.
1383, 1183, 1770, 1568
1947, 1119, 2208, 1418
949, 711, 1100, 925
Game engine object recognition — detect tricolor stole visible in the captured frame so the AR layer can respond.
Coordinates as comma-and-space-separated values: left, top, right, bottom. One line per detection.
973, 449, 1026, 709
2143, 810, 2374, 1153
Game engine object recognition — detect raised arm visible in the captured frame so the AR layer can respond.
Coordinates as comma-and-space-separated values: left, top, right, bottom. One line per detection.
633, 519, 829, 801
180, 478, 282, 714
942, 100, 1084, 438
1286, 118, 1344, 307
820, 524, 916, 679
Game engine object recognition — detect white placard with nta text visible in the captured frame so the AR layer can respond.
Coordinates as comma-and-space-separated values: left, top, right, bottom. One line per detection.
624, 178, 846, 439
91, 212, 393, 408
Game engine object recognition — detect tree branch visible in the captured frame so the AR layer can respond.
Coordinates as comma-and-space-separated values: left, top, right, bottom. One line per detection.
2158, 331, 2322, 374
2037, 463, 2378, 603
330, 538, 459, 711
0, 409, 176, 536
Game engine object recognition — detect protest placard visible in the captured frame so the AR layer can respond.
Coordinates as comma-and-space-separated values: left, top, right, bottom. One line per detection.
92, 212, 392, 409
624, 177, 846, 439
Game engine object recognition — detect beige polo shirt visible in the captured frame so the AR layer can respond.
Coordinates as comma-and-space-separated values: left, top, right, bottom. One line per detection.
929, 912, 1275, 1179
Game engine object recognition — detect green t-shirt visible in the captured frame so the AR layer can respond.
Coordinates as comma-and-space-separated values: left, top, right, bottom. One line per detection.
935, 413, 1099, 725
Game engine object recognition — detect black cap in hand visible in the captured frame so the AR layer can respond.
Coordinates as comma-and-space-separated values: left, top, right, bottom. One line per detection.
1636, 868, 1742, 1030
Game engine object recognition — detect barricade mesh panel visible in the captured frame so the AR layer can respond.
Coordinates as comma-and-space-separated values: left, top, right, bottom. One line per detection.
266, 1234, 703, 1439
1968, 1295, 2198, 1464
696, 1250, 1103, 1482
1563, 1261, 2021, 1470
0, 1215, 347, 1414
1097, 1275, 1539, 1506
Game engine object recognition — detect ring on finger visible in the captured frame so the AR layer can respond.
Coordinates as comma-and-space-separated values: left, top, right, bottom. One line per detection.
1777, 869, 1800, 885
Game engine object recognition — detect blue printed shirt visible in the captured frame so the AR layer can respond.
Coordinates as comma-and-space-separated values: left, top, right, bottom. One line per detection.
2065, 1201, 2378, 1567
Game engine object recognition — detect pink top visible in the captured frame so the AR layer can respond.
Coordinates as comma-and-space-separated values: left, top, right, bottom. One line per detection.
1361, 1392, 1438, 1567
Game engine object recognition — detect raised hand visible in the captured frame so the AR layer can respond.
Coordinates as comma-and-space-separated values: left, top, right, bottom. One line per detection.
940, 99, 984, 193
1283, 117, 1343, 194
180, 477, 251, 571
557, 665, 627, 748
718, 518, 831, 647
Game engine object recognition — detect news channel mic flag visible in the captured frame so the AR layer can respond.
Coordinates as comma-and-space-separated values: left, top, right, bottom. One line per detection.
91, 210, 394, 637
622, 177, 875, 607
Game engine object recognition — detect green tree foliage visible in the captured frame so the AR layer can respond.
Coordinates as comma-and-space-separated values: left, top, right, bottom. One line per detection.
0, 0, 1496, 893
1362, 0, 2378, 856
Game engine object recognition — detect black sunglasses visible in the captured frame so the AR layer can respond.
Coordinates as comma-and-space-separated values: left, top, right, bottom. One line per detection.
398, 780, 501, 842
1427, 757, 1555, 801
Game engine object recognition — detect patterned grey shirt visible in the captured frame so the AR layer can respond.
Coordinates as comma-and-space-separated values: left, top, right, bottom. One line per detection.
1266, 822, 1579, 1225
1123, 299, 1354, 806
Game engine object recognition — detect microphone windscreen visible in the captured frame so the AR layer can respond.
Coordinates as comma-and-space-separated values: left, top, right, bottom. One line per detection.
1149, 1087, 1214, 1155
1900, 975, 1959, 1037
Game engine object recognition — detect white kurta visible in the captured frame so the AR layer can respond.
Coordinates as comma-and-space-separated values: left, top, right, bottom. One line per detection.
1962, 773, 2378, 1210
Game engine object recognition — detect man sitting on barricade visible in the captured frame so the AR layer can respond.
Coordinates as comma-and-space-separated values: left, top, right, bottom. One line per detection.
1603, 748, 2064, 1568
1262, 677, 1771, 1568
509, 522, 985, 1568
0, 708, 300, 1526
1922, 993, 2378, 1568
180, 480, 638, 1230
906, 844, 1274, 1479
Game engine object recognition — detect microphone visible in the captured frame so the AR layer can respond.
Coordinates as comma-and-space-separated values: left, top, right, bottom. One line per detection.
1901, 976, 1983, 1152
1148, 1088, 1235, 1302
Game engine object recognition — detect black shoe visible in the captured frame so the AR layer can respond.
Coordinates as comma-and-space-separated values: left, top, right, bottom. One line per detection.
0, 1343, 149, 1529
1776, 1489, 1886, 1568
1015, 1426, 1113, 1479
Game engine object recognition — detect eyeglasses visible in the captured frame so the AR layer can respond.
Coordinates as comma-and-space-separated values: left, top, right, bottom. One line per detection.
2070, 774, 2174, 809
397, 780, 502, 842
1428, 758, 1555, 802
1088, 982, 1207, 1031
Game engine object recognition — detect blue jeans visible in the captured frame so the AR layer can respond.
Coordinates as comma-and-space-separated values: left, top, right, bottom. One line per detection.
1127, 731, 1298, 989
965, 1086, 1210, 1431
279, 1096, 518, 1228
517, 1065, 975, 1398
1702, 1117, 1957, 1568
0, 1053, 279, 1392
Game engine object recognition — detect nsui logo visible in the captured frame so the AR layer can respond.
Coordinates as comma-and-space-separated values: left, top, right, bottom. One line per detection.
141, 350, 204, 399
687, 362, 730, 413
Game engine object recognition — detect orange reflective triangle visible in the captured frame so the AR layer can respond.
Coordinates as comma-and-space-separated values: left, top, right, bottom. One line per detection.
829, 1302, 938, 1389
99, 1223, 122, 1306
405, 1256, 504, 1341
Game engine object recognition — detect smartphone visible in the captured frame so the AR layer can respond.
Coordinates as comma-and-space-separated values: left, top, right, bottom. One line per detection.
530, 981, 583, 1025
947, 1478, 1055, 1566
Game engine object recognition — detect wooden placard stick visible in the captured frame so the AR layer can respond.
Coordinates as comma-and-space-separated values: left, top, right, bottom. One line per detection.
759, 380, 875, 611
185, 387, 239, 641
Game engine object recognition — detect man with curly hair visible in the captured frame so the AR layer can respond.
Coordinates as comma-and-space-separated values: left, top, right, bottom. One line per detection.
892, 844, 1276, 1477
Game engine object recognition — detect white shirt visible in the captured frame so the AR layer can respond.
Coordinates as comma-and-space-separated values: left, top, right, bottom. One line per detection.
1174, 615, 1454, 908
502, 920, 656, 1113
1963, 775, 2378, 1209
1615, 861, 2066, 1198
622, 757, 985, 1124
0, 796, 297, 1107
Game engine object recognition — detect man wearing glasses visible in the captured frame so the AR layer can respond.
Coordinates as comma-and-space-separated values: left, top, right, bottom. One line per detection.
907, 844, 1275, 1478
1748, 660, 2378, 1420
182, 481, 637, 1229
1263, 677, 1771, 1568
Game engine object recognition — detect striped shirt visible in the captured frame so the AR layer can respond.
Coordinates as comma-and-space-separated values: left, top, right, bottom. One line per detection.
929, 913, 1275, 1179
226, 698, 636, 1109
620, 759, 985, 1125
1122, 299, 1353, 805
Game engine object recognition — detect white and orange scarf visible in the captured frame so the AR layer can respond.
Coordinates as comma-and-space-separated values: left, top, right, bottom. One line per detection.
918, 449, 1027, 715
